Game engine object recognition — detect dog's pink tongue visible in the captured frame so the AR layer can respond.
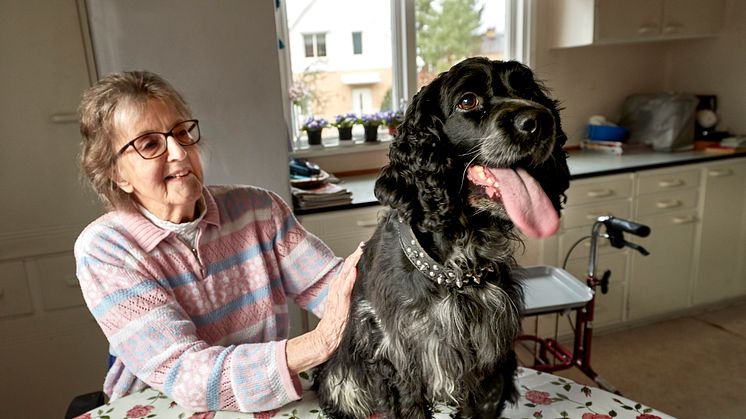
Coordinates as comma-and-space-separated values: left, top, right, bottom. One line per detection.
488, 167, 559, 238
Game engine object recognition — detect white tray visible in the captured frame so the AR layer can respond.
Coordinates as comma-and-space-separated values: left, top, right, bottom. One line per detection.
519, 265, 592, 315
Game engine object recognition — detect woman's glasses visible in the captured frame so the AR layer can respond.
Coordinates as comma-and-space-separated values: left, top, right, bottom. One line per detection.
117, 119, 200, 160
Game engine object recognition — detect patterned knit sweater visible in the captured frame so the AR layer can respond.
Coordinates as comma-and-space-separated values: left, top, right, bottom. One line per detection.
74, 185, 342, 413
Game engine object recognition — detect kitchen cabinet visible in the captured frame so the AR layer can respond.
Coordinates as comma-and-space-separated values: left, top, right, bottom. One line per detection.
546, 0, 725, 48
693, 160, 746, 305
0, 2, 110, 417
297, 205, 386, 256
629, 167, 701, 320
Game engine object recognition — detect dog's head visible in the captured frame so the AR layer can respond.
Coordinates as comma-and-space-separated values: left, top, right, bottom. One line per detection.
375, 57, 570, 238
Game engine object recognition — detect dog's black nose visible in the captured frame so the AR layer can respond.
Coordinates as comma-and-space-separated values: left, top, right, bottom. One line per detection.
514, 110, 540, 134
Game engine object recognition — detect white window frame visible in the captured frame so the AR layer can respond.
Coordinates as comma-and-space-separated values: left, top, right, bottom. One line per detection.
276, 0, 534, 150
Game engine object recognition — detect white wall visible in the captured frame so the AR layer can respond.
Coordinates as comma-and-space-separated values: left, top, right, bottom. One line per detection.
533, 0, 745, 144
86, 0, 291, 201
667, 0, 746, 135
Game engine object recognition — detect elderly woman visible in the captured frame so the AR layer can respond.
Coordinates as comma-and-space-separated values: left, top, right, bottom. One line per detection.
75, 71, 362, 413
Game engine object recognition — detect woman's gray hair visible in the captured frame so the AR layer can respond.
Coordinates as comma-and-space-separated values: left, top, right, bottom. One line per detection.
78, 70, 193, 211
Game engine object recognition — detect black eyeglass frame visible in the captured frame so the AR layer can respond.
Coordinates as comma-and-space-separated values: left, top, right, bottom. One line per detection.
116, 119, 200, 160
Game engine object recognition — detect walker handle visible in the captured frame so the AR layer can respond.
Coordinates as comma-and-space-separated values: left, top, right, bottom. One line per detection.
602, 217, 650, 237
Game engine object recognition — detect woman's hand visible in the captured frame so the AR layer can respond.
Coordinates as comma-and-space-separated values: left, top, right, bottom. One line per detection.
286, 242, 364, 374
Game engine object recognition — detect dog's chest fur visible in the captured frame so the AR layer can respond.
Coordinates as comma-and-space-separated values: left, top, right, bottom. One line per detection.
354, 266, 521, 403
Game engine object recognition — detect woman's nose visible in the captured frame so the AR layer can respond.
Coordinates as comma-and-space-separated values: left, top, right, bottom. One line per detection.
165, 136, 187, 161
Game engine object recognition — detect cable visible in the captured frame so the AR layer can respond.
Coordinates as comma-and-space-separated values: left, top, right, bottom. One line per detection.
562, 235, 591, 269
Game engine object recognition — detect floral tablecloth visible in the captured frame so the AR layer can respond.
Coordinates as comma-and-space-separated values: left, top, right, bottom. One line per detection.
78, 368, 674, 419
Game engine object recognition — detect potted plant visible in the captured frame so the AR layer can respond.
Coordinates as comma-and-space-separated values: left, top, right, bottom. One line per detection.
382, 109, 404, 136
332, 113, 358, 141
301, 116, 329, 146
359, 112, 384, 142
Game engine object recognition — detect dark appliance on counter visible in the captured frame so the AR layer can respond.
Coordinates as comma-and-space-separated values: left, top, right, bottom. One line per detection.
694, 95, 730, 141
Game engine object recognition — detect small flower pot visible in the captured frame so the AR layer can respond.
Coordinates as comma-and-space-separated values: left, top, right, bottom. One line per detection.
363, 125, 379, 142
338, 126, 353, 141
306, 129, 323, 146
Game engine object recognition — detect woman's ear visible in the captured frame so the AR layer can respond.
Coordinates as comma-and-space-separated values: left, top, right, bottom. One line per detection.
111, 165, 133, 193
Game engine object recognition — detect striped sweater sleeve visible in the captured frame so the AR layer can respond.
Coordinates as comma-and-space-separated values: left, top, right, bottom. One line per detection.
75, 216, 303, 412
265, 190, 343, 318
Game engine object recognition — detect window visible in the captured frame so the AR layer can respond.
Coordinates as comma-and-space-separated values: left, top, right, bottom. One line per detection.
280, 0, 519, 149
303, 33, 327, 57
352, 31, 363, 55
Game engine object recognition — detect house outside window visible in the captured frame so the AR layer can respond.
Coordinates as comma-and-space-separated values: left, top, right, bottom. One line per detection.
352, 31, 363, 55
281, 0, 513, 148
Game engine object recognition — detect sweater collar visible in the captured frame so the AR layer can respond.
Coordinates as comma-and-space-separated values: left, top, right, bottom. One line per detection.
119, 186, 221, 252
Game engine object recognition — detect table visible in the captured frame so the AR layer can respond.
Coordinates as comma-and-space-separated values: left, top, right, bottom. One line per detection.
77, 368, 673, 419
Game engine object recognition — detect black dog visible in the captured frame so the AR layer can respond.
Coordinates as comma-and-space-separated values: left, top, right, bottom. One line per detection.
314, 57, 570, 418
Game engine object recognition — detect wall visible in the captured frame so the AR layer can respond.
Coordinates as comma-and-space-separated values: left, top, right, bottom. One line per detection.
85, 0, 292, 202
532, 0, 745, 145
667, 0, 746, 135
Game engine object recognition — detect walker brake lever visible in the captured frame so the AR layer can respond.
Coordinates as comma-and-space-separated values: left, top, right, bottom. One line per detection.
625, 241, 650, 256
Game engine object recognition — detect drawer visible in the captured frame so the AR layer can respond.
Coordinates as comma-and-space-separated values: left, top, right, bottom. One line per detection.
35, 252, 85, 311
636, 189, 699, 217
0, 260, 33, 318
637, 168, 700, 195
565, 175, 633, 206
298, 206, 387, 255
561, 199, 632, 230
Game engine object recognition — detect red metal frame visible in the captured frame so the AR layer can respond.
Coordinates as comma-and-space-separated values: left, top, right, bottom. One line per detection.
517, 273, 620, 394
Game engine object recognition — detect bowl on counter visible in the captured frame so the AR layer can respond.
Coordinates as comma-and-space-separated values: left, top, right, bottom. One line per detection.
587, 124, 628, 142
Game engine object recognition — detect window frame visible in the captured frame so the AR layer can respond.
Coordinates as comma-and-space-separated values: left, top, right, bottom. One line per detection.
276, 0, 534, 151
352, 31, 363, 55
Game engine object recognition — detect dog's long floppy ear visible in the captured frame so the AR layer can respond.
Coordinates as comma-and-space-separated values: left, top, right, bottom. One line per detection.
374, 77, 460, 230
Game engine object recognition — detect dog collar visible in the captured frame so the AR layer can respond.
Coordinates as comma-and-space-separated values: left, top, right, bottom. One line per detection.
395, 217, 494, 288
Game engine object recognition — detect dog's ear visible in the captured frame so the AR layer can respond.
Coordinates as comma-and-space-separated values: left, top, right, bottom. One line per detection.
374, 77, 459, 230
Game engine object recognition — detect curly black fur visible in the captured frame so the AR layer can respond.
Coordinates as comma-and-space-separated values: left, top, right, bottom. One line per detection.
314, 57, 570, 418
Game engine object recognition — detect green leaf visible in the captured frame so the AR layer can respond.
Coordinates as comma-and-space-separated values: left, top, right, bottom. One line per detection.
610, 410, 617, 417
585, 401, 593, 406
563, 383, 572, 392
635, 403, 642, 410
643, 408, 653, 413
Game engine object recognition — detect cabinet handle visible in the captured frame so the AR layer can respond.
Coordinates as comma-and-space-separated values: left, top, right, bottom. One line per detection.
656, 199, 682, 209
586, 189, 613, 198
708, 169, 733, 177
65, 275, 80, 288
50, 113, 78, 124
657, 179, 684, 188
663, 23, 682, 34
585, 211, 610, 220
671, 215, 697, 225
584, 240, 609, 248
356, 220, 378, 228
637, 24, 659, 35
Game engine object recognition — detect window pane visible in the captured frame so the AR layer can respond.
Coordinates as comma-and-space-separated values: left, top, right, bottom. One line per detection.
286, 0, 393, 143
317, 33, 327, 57
415, 0, 506, 89
352, 31, 363, 55
303, 34, 314, 57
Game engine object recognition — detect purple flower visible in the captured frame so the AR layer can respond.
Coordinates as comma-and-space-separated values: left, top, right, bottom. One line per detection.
302, 116, 329, 131
333, 113, 358, 128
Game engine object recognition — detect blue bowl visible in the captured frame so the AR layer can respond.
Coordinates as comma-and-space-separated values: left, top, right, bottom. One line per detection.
587, 124, 628, 141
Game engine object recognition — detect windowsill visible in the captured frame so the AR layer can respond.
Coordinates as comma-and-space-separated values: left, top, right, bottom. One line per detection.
291, 135, 393, 158
290, 134, 393, 174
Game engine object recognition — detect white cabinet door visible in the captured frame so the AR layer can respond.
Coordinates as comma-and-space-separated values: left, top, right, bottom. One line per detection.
595, 0, 663, 42
629, 209, 698, 320
662, 0, 725, 37
694, 160, 746, 304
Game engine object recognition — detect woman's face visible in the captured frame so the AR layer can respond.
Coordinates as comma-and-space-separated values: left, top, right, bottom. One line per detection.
112, 99, 204, 223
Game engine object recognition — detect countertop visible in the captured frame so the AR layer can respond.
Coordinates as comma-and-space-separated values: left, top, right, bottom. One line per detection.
294, 148, 746, 215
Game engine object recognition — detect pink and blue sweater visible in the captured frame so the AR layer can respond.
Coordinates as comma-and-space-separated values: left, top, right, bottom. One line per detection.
74, 185, 342, 412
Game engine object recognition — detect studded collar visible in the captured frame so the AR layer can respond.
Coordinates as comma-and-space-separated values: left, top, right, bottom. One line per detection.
395, 216, 494, 288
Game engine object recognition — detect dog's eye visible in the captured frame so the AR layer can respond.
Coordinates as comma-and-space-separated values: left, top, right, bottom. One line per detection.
457, 93, 479, 111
